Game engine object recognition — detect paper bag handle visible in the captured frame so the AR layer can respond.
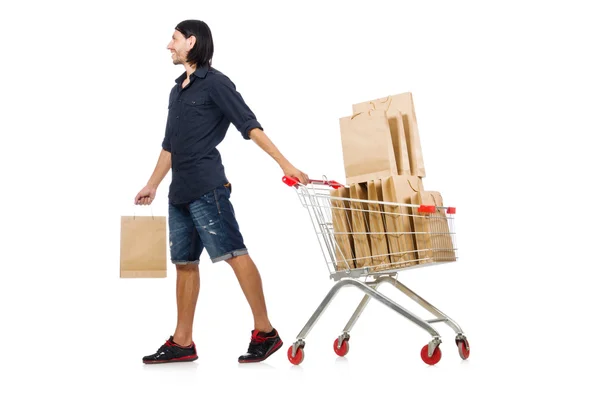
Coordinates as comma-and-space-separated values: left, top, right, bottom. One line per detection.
369, 95, 393, 111
133, 204, 155, 220
418, 192, 457, 214
350, 109, 374, 119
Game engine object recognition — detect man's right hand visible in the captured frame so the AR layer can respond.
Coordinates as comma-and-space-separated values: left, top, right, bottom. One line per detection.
135, 185, 157, 205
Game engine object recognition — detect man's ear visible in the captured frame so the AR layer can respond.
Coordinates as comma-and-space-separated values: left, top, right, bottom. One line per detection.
187, 35, 196, 49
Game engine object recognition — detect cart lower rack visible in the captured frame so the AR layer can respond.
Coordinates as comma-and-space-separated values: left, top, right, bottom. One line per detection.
282, 176, 469, 365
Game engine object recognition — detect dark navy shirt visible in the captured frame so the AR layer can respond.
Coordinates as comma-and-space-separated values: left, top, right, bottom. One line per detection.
162, 66, 262, 205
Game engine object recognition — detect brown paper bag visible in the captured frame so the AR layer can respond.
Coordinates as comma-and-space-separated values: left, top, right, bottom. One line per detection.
418, 191, 456, 263
367, 180, 391, 270
349, 183, 373, 268
353, 92, 426, 178
381, 175, 424, 268
386, 108, 412, 175
410, 193, 434, 266
339, 110, 398, 184
330, 187, 356, 271
120, 215, 167, 278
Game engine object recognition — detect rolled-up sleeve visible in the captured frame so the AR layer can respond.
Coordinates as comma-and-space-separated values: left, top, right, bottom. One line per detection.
161, 90, 176, 152
209, 75, 263, 140
162, 120, 172, 152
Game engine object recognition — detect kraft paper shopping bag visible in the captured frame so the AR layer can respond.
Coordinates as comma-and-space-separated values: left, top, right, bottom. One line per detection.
339, 110, 398, 184
381, 175, 424, 268
353, 92, 426, 178
410, 192, 434, 266
120, 215, 167, 278
386, 108, 412, 176
349, 183, 373, 269
330, 186, 356, 271
417, 191, 456, 263
367, 179, 392, 270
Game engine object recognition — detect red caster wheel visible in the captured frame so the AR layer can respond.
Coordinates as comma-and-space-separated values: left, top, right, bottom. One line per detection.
333, 338, 350, 357
288, 345, 304, 365
456, 339, 470, 360
420, 344, 442, 365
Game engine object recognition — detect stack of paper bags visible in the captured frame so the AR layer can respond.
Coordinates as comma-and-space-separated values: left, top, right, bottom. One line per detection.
330, 92, 456, 272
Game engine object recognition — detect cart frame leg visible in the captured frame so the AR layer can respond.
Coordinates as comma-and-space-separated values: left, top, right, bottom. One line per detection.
378, 276, 465, 336
290, 277, 441, 357
337, 275, 467, 346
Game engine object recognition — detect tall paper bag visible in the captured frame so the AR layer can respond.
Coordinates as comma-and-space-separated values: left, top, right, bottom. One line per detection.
120, 215, 167, 278
330, 187, 356, 271
367, 180, 391, 270
349, 183, 373, 269
410, 192, 434, 265
339, 110, 398, 184
418, 191, 456, 263
386, 108, 412, 175
381, 175, 424, 268
353, 93, 426, 177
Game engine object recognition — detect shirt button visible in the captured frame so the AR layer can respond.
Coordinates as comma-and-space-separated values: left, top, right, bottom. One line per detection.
192, 101, 196, 104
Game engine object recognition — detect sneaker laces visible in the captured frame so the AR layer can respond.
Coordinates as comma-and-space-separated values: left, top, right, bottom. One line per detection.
246, 331, 268, 354
251, 331, 267, 344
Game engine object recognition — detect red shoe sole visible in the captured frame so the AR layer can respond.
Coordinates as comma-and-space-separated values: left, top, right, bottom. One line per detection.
238, 340, 283, 363
143, 355, 198, 364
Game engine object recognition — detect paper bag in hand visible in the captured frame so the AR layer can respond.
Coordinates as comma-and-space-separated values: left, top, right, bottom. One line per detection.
367, 180, 392, 270
120, 215, 167, 278
381, 175, 424, 268
353, 92, 426, 177
339, 110, 398, 184
418, 191, 456, 263
349, 183, 373, 269
330, 186, 356, 271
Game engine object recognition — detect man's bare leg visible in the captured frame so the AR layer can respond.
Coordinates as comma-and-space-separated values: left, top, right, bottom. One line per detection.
226, 255, 272, 332
172, 263, 200, 346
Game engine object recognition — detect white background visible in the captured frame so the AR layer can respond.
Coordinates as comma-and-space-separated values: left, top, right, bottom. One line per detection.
1, 0, 599, 395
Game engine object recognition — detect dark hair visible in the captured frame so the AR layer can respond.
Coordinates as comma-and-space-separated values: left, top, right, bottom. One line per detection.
175, 20, 214, 68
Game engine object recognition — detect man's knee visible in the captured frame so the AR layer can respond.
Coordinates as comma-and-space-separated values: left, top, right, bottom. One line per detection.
175, 262, 199, 272
226, 253, 250, 267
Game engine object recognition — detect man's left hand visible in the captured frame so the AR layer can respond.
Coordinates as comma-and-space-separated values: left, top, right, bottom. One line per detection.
282, 164, 309, 185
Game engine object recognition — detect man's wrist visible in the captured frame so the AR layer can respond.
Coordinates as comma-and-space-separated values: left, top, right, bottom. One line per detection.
279, 159, 292, 171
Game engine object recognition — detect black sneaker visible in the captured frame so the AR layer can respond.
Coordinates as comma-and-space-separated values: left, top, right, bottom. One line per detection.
142, 336, 198, 364
238, 328, 283, 363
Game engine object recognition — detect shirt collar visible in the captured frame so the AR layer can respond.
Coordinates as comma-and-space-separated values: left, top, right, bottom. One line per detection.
193, 65, 209, 78
174, 65, 209, 85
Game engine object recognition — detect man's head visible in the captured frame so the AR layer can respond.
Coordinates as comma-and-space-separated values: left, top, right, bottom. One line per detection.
167, 20, 214, 69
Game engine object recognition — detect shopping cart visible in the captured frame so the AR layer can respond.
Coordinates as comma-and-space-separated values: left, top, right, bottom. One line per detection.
282, 175, 469, 365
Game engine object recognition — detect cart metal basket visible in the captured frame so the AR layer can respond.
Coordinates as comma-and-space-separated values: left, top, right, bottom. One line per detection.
282, 176, 469, 365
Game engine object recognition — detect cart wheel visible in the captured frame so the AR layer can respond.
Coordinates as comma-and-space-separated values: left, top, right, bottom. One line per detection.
420, 344, 442, 365
333, 338, 350, 357
456, 339, 470, 360
288, 345, 304, 365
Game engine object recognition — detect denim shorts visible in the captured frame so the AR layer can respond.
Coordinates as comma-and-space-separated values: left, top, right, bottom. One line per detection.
168, 183, 248, 264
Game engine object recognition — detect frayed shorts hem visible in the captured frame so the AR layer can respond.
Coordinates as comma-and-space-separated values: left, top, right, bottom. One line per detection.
171, 260, 200, 265
211, 248, 249, 263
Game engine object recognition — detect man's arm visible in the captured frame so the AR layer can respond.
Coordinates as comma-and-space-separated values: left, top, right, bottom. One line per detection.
248, 128, 309, 184
209, 76, 309, 184
147, 149, 172, 188
134, 149, 171, 205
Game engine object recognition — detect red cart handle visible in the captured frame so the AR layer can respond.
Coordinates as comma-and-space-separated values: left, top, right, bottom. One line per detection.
282, 176, 343, 189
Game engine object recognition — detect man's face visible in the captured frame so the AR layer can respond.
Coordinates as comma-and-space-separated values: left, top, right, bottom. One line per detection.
167, 30, 194, 65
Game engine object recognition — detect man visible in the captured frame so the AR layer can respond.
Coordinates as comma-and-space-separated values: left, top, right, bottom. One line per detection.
134, 19, 309, 364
